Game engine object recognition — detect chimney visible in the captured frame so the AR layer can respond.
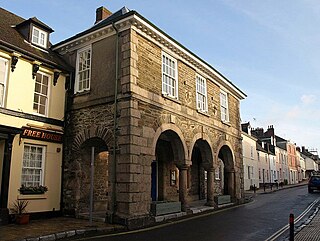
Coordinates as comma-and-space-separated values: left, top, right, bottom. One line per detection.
95, 6, 112, 24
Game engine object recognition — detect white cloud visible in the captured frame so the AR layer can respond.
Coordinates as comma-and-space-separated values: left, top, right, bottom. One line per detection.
301, 94, 316, 105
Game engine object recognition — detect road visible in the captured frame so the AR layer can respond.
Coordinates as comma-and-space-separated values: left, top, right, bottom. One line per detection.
71, 185, 320, 241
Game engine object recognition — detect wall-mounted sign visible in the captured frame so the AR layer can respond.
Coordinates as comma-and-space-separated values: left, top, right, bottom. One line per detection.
21, 127, 63, 143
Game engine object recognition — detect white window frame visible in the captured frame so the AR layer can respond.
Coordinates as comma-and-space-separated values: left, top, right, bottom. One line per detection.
75, 46, 91, 93
162, 52, 178, 99
0, 57, 9, 108
33, 71, 50, 116
220, 90, 229, 122
32, 26, 48, 48
250, 146, 254, 159
21, 144, 46, 187
196, 74, 208, 112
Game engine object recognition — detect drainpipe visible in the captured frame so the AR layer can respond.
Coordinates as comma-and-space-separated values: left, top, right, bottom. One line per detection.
109, 22, 119, 224
60, 73, 72, 215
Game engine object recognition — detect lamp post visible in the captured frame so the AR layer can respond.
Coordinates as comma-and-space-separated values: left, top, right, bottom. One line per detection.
89, 146, 95, 225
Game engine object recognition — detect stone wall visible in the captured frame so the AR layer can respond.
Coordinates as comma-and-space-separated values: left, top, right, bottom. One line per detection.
63, 103, 114, 214
61, 25, 244, 226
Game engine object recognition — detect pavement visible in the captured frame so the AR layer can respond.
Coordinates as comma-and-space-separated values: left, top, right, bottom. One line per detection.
0, 217, 125, 241
294, 203, 320, 241
1, 181, 319, 241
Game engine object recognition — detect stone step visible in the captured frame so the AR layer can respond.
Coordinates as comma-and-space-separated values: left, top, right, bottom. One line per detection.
77, 212, 106, 223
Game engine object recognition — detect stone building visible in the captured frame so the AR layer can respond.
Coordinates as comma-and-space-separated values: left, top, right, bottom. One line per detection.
53, 6, 246, 227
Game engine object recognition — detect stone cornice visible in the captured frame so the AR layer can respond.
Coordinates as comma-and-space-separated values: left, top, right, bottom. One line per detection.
131, 15, 246, 100
53, 13, 246, 100
53, 16, 133, 54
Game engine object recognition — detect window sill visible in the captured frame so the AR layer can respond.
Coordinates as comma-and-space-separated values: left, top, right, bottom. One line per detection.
32, 112, 47, 118
162, 94, 181, 104
17, 193, 47, 200
221, 120, 231, 126
197, 109, 210, 117
74, 90, 90, 96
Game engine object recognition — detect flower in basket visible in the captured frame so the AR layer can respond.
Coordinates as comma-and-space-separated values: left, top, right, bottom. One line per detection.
18, 184, 48, 195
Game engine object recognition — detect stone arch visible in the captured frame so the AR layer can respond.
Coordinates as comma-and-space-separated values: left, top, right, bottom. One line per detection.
72, 125, 113, 154
216, 141, 236, 200
66, 125, 113, 215
216, 141, 235, 170
152, 123, 188, 163
78, 137, 109, 213
151, 124, 188, 203
188, 134, 214, 201
189, 133, 215, 169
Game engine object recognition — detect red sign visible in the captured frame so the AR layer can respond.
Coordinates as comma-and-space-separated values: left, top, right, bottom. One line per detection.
21, 127, 63, 143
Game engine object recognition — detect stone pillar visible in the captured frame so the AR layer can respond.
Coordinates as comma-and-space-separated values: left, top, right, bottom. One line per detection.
228, 170, 236, 202
178, 164, 189, 211
205, 168, 216, 207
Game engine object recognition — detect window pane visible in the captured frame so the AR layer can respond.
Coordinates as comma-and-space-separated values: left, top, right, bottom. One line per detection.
39, 105, 45, 114
43, 75, 48, 85
42, 85, 48, 95
0, 85, 3, 107
22, 144, 45, 187
40, 33, 45, 45
35, 83, 41, 93
33, 72, 49, 115
39, 96, 46, 105
76, 48, 91, 92
32, 28, 39, 44
196, 75, 207, 112
162, 54, 177, 97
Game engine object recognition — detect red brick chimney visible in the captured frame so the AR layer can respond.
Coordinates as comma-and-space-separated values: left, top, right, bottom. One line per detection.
95, 6, 112, 24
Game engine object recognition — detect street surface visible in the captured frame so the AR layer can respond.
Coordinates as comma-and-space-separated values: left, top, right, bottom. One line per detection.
71, 186, 320, 241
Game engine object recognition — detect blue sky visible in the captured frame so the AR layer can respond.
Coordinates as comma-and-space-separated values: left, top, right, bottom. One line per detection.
2, 0, 320, 153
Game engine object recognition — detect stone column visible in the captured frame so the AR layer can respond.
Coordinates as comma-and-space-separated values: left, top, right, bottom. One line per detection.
205, 168, 216, 207
228, 170, 236, 202
178, 164, 189, 211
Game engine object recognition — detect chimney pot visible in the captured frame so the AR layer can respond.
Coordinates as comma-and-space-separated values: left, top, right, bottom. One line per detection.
95, 6, 112, 24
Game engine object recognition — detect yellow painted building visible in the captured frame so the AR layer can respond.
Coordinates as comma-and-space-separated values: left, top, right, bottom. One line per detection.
0, 8, 70, 224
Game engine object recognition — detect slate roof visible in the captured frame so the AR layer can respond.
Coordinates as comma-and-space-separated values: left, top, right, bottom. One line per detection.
256, 142, 267, 153
16, 16, 54, 33
0, 7, 71, 72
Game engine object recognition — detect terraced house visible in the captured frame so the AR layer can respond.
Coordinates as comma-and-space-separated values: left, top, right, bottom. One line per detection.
0, 8, 70, 224
53, 6, 246, 227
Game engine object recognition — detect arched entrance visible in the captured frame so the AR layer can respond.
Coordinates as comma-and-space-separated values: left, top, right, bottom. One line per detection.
78, 137, 109, 213
152, 130, 185, 202
189, 139, 213, 201
218, 145, 235, 199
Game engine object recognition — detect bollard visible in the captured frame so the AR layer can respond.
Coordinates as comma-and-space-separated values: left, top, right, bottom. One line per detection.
253, 184, 256, 194
264, 184, 266, 192
289, 213, 294, 241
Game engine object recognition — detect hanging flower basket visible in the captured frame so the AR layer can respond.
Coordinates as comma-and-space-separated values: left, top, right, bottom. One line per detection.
18, 185, 48, 195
